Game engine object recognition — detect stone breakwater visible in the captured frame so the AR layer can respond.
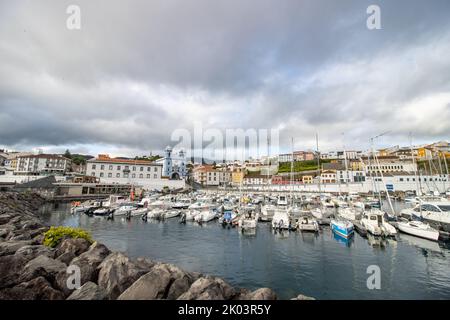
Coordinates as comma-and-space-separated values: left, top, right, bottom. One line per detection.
0, 192, 314, 300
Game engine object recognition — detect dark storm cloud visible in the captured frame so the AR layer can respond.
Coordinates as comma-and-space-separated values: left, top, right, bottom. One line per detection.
0, 0, 450, 155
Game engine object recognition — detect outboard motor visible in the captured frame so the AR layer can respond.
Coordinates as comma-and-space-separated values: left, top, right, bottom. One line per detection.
179, 213, 186, 224
126, 211, 131, 221
141, 212, 148, 222
278, 219, 283, 230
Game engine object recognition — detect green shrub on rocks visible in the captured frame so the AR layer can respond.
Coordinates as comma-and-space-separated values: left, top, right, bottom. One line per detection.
43, 226, 93, 248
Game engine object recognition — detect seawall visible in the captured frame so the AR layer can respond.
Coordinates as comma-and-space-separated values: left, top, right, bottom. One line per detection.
0, 191, 313, 300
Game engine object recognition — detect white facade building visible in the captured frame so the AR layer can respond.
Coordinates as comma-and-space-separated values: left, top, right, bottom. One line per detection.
365, 161, 417, 174
15, 154, 71, 175
84, 155, 184, 190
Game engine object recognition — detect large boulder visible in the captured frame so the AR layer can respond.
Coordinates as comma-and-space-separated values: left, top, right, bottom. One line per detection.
66, 281, 107, 300
55, 242, 110, 295
55, 238, 91, 264
56, 238, 91, 257
118, 263, 200, 300
69, 242, 110, 283
165, 264, 201, 300
177, 276, 237, 300
0, 240, 33, 256
238, 288, 277, 300
0, 254, 29, 289
97, 252, 153, 299
15, 245, 55, 260
118, 263, 172, 300
20, 254, 67, 285
0, 276, 64, 300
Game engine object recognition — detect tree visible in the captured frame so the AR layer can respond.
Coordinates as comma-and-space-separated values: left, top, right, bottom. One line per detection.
64, 149, 72, 159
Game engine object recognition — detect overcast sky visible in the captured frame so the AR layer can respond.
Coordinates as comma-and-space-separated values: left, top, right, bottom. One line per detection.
1, 0, 449, 158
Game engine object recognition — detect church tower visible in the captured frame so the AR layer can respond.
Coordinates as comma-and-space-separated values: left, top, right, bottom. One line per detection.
178, 149, 186, 177
163, 146, 172, 177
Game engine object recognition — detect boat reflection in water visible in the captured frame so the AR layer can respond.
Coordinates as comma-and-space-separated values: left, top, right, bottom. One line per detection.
240, 227, 257, 237
271, 229, 290, 239
332, 231, 354, 247
400, 233, 443, 256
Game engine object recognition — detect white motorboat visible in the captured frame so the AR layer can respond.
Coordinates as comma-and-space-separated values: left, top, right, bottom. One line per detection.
296, 216, 319, 232
188, 201, 215, 211
172, 198, 192, 209
360, 210, 397, 237
397, 220, 440, 241
260, 204, 276, 221
401, 201, 450, 232
147, 208, 164, 219
238, 211, 259, 230
277, 195, 288, 207
130, 207, 149, 217
271, 209, 290, 229
161, 209, 181, 219
113, 205, 137, 216
337, 207, 360, 221
71, 200, 103, 214
194, 209, 219, 223
310, 208, 324, 220
184, 209, 201, 221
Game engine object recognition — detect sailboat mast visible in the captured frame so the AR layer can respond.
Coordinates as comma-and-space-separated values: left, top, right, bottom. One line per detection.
342, 133, 349, 191
409, 133, 421, 196
316, 133, 321, 195
290, 137, 294, 205
371, 138, 395, 216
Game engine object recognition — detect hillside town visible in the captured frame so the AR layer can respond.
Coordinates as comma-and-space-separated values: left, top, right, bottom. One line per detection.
1, 140, 449, 197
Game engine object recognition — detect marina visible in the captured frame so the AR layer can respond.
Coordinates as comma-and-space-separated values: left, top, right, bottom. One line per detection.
39, 191, 450, 300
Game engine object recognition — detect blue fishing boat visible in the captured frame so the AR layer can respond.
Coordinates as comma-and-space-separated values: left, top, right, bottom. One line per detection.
330, 219, 354, 238
333, 231, 354, 247
220, 210, 233, 225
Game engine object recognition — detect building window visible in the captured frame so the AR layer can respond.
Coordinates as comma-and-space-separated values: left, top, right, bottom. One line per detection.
133, 166, 136, 171
109, 165, 113, 170
116, 173, 120, 178
117, 166, 121, 170
147, 174, 150, 178
92, 165, 96, 169
125, 166, 129, 170
154, 174, 157, 179
154, 167, 157, 172
101, 165, 104, 170
139, 174, 143, 178
91, 172, 95, 176
108, 173, 112, 177
132, 173, 136, 178
100, 173, 104, 177
140, 167, 143, 171
147, 167, 151, 172
123, 173, 128, 178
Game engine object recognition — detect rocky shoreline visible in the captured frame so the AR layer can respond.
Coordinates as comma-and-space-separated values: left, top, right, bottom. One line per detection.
0, 192, 314, 300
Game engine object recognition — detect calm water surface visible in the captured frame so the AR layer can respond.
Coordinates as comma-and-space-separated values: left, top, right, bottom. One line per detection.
40, 202, 450, 300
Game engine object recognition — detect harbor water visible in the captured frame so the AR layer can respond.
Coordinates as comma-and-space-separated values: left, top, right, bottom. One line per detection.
40, 202, 450, 300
